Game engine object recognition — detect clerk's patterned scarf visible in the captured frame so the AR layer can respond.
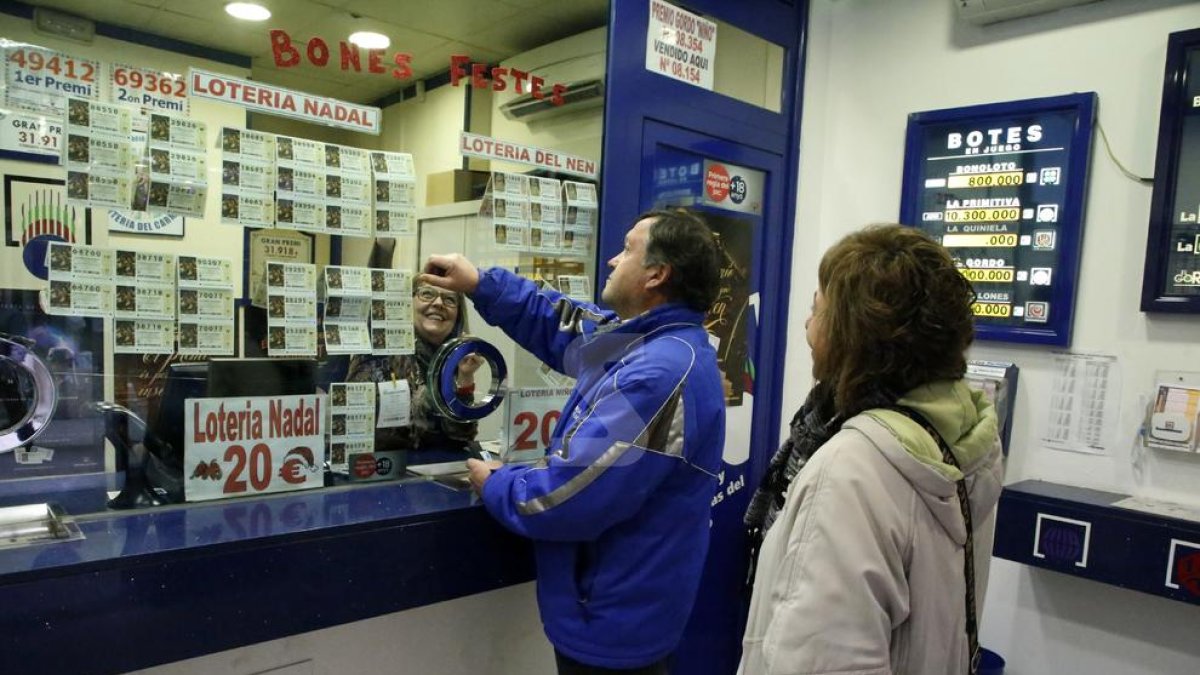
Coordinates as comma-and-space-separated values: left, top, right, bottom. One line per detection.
743, 381, 896, 584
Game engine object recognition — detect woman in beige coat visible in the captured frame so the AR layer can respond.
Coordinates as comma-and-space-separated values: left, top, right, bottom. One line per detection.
740, 225, 1004, 675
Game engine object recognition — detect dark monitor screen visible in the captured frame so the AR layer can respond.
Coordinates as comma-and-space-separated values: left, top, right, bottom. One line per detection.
206, 358, 316, 398
152, 362, 209, 469
150, 359, 317, 469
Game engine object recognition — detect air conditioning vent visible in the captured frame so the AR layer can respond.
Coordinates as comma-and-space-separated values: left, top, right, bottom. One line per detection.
955, 0, 1105, 25
500, 78, 604, 122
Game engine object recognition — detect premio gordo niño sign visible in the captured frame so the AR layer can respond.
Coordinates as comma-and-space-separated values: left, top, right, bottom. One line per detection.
184, 394, 325, 502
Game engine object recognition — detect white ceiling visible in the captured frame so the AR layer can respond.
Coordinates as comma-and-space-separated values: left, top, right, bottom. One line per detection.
17, 0, 609, 103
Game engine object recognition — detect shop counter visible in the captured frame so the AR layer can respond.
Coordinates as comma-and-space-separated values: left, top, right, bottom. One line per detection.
994, 479, 1200, 607
0, 474, 536, 675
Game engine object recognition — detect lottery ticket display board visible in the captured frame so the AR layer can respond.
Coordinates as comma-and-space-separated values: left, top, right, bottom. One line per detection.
1142, 28, 1200, 313
899, 93, 1097, 346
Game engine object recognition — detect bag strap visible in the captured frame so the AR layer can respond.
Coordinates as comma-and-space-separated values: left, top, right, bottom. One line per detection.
887, 405, 980, 675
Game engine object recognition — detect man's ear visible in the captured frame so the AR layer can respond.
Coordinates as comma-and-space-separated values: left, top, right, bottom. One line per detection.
644, 262, 672, 292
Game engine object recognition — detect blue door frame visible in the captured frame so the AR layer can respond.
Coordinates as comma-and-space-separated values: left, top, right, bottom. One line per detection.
600, 1, 809, 672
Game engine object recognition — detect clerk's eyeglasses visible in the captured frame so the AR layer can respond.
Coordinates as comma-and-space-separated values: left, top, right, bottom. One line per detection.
415, 286, 459, 308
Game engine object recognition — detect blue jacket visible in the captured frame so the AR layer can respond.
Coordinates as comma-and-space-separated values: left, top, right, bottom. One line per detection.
472, 268, 725, 669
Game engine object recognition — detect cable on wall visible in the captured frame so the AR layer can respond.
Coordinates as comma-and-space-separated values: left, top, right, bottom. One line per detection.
1096, 120, 1154, 185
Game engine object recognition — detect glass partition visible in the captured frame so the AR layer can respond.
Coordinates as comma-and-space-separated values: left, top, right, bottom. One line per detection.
0, 0, 797, 560
0, 0, 609, 515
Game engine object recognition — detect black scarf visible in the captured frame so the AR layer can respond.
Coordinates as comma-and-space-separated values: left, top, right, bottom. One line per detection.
744, 383, 840, 538
743, 382, 894, 588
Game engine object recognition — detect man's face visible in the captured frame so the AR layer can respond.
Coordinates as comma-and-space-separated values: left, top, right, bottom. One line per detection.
602, 218, 656, 318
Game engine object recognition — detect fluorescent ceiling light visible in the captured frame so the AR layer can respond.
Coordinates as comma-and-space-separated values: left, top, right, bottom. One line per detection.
349, 31, 390, 50
225, 3, 271, 22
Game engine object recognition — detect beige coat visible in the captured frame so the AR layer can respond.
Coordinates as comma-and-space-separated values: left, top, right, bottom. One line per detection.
740, 381, 1005, 675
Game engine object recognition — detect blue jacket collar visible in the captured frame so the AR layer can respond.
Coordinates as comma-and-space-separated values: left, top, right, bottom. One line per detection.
606, 302, 706, 335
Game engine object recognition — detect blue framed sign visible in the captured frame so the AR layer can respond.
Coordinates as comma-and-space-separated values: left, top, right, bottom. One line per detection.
1141, 28, 1200, 314
900, 93, 1096, 346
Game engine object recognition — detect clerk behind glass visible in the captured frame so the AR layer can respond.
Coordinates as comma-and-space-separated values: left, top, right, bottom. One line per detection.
346, 281, 480, 452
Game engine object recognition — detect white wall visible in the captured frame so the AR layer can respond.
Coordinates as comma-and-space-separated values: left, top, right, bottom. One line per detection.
378, 84, 470, 209
790, 1, 1200, 673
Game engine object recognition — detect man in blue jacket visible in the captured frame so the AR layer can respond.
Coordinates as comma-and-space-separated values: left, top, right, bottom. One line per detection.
419, 209, 726, 674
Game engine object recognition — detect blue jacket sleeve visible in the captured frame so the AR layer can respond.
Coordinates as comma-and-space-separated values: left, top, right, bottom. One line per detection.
480, 362, 688, 542
470, 267, 616, 373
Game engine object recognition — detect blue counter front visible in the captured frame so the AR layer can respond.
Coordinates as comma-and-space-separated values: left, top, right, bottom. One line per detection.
0, 476, 536, 675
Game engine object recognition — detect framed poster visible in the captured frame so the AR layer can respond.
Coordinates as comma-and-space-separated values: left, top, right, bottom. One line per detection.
1141, 28, 1200, 313
3, 174, 93, 289
900, 92, 1097, 346
243, 227, 314, 306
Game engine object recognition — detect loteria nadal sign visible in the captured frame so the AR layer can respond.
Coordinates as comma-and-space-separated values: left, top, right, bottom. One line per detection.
267, 30, 570, 105
189, 68, 381, 134
184, 394, 326, 502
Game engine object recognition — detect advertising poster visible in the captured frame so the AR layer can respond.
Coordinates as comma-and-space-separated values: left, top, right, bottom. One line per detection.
502, 387, 573, 463
645, 0, 717, 90
2, 41, 101, 115
0, 288, 105, 479
4, 176, 96, 308
247, 228, 312, 307
0, 109, 63, 160
113, 352, 208, 424
110, 63, 188, 115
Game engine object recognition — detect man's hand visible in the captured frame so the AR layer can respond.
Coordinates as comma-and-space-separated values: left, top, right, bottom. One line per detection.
466, 458, 503, 495
419, 254, 480, 295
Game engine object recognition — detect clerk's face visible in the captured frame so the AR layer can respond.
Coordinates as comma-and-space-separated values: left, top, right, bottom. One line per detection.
413, 285, 459, 345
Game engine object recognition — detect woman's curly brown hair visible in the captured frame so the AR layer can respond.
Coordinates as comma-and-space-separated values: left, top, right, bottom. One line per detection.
815, 224, 976, 417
